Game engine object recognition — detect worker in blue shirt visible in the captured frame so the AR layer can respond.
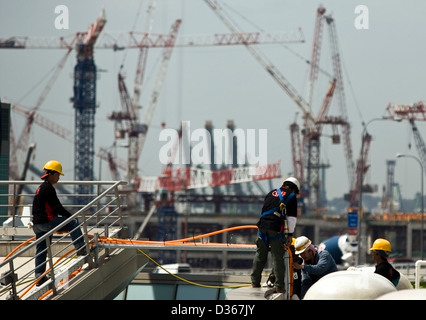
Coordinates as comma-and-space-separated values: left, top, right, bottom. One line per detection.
292, 236, 338, 299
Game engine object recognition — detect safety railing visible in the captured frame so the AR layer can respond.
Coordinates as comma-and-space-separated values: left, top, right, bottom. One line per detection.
415, 260, 426, 289
0, 180, 128, 300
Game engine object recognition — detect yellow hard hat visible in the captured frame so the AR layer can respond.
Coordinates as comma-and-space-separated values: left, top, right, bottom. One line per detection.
294, 236, 311, 254
369, 238, 391, 252
43, 160, 64, 176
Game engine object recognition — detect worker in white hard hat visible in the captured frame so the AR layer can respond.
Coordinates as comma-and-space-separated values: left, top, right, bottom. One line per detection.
293, 235, 338, 299
369, 238, 400, 286
250, 177, 300, 294
32, 160, 87, 287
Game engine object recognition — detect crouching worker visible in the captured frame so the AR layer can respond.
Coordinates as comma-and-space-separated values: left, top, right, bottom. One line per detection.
32, 160, 87, 286
293, 236, 338, 299
250, 177, 300, 294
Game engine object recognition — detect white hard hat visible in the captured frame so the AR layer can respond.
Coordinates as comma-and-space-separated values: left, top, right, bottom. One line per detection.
283, 177, 300, 193
294, 236, 311, 254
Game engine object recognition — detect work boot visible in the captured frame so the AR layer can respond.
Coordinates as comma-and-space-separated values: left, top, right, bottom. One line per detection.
76, 246, 87, 256
36, 275, 49, 287
275, 286, 285, 294
266, 273, 275, 287
251, 282, 261, 288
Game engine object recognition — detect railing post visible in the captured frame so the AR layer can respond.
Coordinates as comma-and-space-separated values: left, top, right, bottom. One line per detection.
115, 184, 124, 230
46, 237, 57, 295
3, 261, 19, 300
93, 233, 100, 267
104, 225, 110, 258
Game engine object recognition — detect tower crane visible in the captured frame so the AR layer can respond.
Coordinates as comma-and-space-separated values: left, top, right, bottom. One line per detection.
1, 6, 303, 197
72, 9, 106, 203
386, 101, 426, 169
205, 1, 354, 213
299, 7, 354, 213
347, 131, 372, 207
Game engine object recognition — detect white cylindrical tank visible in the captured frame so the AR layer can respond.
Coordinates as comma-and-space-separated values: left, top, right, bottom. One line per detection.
303, 270, 397, 300
347, 265, 413, 290
376, 289, 426, 300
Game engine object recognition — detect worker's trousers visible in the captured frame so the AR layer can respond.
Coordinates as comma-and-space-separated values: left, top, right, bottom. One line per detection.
33, 217, 85, 277
250, 228, 285, 288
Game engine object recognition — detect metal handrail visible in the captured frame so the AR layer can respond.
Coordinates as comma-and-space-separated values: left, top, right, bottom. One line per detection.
415, 260, 426, 289
0, 180, 128, 300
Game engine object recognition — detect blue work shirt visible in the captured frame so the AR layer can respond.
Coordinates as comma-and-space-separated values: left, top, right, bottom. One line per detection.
300, 249, 338, 299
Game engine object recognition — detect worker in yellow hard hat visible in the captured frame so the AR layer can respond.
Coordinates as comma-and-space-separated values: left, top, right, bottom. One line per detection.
369, 238, 400, 286
32, 160, 87, 287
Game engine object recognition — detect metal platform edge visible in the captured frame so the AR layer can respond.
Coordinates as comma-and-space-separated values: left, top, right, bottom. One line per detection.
49, 248, 149, 300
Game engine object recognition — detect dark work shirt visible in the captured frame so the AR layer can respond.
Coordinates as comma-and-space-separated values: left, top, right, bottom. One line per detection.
32, 181, 71, 224
257, 187, 297, 232
375, 261, 400, 286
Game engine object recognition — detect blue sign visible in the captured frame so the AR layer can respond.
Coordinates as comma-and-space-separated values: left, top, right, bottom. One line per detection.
348, 211, 358, 228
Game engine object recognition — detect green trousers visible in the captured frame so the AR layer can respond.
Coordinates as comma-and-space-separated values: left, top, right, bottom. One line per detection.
250, 228, 285, 288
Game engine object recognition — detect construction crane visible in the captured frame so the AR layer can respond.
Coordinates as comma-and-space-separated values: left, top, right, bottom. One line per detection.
121, 19, 181, 189
1, 15, 301, 192
205, 1, 354, 213
299, 7, 354, 213
347, 131, 372, 207
1, 30, 303, 50
386, 101, 426, 171
71, 9, 106, 203
1, 9, 106, 203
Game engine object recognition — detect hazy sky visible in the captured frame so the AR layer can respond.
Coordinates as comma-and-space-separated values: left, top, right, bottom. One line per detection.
1, 0, 426, 204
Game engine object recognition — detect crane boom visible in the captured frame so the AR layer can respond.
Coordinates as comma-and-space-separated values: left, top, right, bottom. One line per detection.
204, 0, 315, 129
15, 49, 72, 154
12, 104, 73, 142
386, 101, 426, 171
410, 120, 426, 171
0, 30, 303, 50
308, 6, 326, 107
130, 19, 182, 185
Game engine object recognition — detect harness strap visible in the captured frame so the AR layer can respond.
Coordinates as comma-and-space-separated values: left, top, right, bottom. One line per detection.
259, 189, 295, 247
260, 189, 294, 219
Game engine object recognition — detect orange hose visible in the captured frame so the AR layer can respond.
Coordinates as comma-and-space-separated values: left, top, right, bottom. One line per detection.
38, 267, 82, 300
10, 225, 258, 299
2, 236, 36, 261
96, 224, 258, 246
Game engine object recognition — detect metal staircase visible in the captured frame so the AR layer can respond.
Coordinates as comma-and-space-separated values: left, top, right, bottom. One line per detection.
0, 180, 148, 300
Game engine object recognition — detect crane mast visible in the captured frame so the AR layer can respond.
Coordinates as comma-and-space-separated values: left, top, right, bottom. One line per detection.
72, 8, 106, 202
325, 15, 355, 192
